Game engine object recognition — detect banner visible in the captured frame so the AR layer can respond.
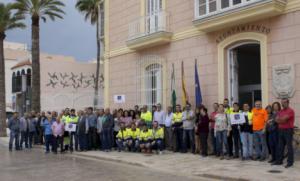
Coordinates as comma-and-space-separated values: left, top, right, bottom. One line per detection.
230, 113, 246, 125
65, 123, 77, 132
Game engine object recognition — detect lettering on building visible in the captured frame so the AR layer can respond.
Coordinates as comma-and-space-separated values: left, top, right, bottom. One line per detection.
216, 24, 271, 43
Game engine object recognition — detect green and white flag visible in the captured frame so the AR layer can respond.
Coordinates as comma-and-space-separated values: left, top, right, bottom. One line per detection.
171, 63, 177, 111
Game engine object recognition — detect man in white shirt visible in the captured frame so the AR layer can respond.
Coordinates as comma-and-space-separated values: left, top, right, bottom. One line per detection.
182, 103, 195, 153
164, 106, 173, 150
153, 103, 166, 127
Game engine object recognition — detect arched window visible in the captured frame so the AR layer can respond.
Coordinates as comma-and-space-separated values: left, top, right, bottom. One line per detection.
137, 55, 164, 109
16, 71, 21, 92
26, 69, 31, 87
12, 72, 16, 92
145, 64, 162, 107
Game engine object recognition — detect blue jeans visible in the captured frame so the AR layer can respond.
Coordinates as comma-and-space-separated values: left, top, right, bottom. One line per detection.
116, 139, 126, 151
210, 128, 217, 155
268, 130, 278, 161
277, 128, 294, 165
69, 132, 78, 151
44, 134, 52, 152
78, 134, 87, 151
253, 130, 267, 159
127, 139, 139, 152
173, 127, 183, 152
28, 131, 35, 148
151, 139, 163, 151
9, 131, 20, 150
20, 131, 29, 149
216, 130, 228, 156
240, 132, 253, 158
183, 129, 195, 152
101, 128, 112, 150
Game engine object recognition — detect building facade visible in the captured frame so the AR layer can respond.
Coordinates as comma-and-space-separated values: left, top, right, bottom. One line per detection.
5, 42, 104, 114
103, 0, 300, 124
4, 41, 29, 111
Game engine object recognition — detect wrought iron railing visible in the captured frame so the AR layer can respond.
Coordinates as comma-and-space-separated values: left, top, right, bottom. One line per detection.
128, 10, 170, 40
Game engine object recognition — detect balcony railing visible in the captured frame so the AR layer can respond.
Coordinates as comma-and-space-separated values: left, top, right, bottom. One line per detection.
195, 0, 286, 19
128, 11, 170, 40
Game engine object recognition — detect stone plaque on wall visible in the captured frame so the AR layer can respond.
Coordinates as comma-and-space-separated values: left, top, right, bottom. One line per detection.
272, 64, 295, 99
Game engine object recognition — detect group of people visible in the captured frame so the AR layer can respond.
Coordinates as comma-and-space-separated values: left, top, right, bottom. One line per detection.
7, 98, 295, 168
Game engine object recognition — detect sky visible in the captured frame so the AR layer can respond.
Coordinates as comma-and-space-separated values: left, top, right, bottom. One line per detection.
4, 0, 97, 62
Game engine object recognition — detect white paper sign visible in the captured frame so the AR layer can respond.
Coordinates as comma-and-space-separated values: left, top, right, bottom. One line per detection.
230, 113, 246, 125
65, 123, 77, 132
114, 95, 125, 103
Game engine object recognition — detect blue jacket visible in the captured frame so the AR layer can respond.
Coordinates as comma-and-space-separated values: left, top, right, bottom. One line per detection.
29, 118, 37, 132
8, 117, 20, 132
42, 120, 53, 135
87, 114, 97, 128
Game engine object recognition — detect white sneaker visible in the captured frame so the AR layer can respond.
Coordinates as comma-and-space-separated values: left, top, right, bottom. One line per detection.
159, 151, 163, 155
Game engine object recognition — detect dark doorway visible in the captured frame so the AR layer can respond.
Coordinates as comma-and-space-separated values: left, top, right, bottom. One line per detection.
229, 43, 261, 108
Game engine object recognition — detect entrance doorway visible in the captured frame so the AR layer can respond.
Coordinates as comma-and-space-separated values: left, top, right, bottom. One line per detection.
228, 42, 261, 107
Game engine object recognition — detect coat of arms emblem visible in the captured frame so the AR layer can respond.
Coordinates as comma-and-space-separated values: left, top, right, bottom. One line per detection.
272, 64, 295, 98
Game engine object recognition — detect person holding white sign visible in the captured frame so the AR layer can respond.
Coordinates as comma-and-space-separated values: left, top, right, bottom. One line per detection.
229, 103, 243, 158
66, 109, 79, 152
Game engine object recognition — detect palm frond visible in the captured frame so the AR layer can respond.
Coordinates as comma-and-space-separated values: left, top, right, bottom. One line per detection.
14, 0, 65, 22
0, 2, 26, 34
76, 0, 103, 25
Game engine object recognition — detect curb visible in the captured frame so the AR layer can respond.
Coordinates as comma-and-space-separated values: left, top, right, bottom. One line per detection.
72, 152, 250, 181
72, 152, 147, 168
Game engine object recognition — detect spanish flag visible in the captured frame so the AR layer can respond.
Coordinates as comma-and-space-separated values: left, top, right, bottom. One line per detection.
181, 61, 189, 107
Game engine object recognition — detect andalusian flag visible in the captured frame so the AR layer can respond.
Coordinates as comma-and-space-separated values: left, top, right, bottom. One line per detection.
181, 61, 189, 107
171, 63, 177, 111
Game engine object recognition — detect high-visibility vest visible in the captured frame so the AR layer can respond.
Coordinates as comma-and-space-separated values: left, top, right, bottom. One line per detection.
66, 116, 79, 124
141, 111, 152, 122
152, 127, 164, 139
61, 115, 70, 123
127, 128, 140, 139
244, 112, 253, 125
139, 129, 153, 141
116, 129, 128, 140
172, 112, 182, 124
225, 107, 234, 114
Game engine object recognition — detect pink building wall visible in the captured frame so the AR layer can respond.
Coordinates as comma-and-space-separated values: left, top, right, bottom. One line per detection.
107, 1, 300, 125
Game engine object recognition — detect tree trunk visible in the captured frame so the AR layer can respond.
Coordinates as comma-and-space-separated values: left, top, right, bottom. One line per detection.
94, 15, 101, 109
31, 16, 41, 112
0, 32, 7, 137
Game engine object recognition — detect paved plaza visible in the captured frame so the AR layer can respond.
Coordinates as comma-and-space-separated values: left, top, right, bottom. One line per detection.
1, 137, 299, 181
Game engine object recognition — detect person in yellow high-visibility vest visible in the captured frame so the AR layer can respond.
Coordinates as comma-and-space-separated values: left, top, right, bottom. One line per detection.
66, 109, 79, 152
140, 105, 152, 129
139, 123, 153, 153
126, 123, 140, 152
151, 121, 164, 154
116, 122, 128, 152
172, 104, 183, 152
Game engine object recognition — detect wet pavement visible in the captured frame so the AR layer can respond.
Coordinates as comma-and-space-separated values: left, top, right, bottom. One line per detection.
0, 143, 203, 181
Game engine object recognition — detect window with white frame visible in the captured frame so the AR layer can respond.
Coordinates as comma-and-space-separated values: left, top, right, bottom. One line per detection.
146, 0, 162, 15
145, 64, 162, 107
136, 55, 163, 108
195, 0, 258, 18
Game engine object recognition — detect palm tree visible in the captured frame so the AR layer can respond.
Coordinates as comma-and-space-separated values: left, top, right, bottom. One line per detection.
0, 3, 25, 137
76, 0, 103, 108
14, 0, 65, 112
